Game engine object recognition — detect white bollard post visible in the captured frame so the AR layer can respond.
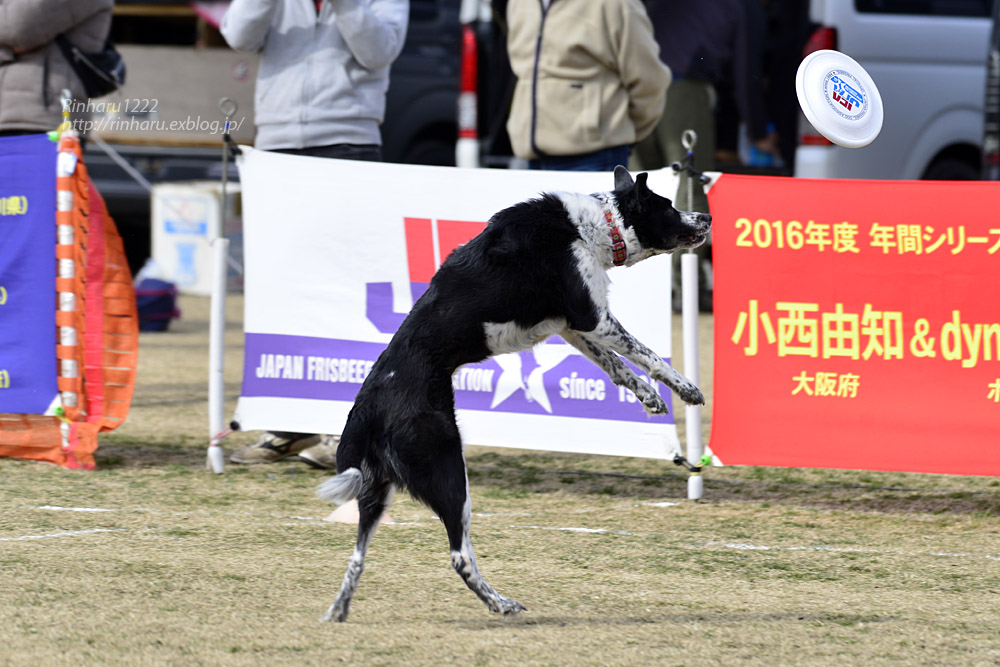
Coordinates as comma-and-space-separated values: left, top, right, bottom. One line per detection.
207, 237, 229, 474
681, 252, 703, 500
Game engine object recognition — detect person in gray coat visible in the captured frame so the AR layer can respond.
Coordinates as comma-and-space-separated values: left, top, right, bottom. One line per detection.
0, 0, 113, 135
222, 0, 408, 468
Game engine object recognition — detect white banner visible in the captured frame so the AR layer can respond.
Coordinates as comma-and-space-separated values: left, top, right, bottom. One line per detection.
234, 148, 684, 459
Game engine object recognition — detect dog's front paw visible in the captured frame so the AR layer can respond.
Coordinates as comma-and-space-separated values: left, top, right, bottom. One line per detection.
676, 382, 705, 406
633, 383, 668, 415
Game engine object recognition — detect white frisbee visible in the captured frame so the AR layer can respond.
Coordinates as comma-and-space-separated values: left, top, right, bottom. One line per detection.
795, 49, 883, 148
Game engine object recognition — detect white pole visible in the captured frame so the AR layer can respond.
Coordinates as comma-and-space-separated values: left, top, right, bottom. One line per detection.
207, 237, 229, 474
681, 252, 703, 500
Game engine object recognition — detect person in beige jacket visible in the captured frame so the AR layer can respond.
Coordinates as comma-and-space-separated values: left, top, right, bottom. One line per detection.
0, 0, 113, 135
506, 0, 671, 171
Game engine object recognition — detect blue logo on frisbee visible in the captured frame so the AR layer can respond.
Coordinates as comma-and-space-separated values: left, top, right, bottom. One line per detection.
824, 70, 868, 121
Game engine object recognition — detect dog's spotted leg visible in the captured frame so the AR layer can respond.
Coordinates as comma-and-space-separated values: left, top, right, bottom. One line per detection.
322, 533, 372, 623
581, 313, 705, 406
321, 481, 392, 623
561, 330, 669, 415
451, 546, 526, 616
403, 422, 525, 617
445, 479, 525, 616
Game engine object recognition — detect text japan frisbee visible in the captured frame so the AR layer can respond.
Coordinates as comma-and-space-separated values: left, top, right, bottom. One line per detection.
795, 49, 883, 148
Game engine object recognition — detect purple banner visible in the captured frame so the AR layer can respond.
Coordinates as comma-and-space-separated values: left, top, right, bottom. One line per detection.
242, 333, 674, 424
0, 134, 57, 414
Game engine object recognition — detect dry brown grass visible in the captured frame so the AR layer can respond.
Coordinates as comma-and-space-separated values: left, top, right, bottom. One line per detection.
1, 295, 998, 666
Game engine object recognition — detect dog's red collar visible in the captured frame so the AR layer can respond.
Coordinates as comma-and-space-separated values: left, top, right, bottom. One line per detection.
604, 209, 627, 266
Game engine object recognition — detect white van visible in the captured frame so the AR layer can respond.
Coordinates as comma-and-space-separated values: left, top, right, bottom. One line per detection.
795, 0, 992, 180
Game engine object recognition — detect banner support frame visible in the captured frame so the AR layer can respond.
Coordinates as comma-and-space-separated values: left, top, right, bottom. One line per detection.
207, 237, 228, 473
682, 252, 703, 499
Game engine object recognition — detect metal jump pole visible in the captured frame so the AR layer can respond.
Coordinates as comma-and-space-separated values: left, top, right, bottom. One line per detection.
674, 130, 709, 500
207, 98, 239, 474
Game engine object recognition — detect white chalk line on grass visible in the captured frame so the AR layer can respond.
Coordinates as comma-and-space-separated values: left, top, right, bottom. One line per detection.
1, 506, 127, 542
13, 505, 999, 563
705, 540, 1000, 563
500, 524, 1000, 564
511, 524, 636, 536
0, 528, 126, 542
34, 505, 115, 512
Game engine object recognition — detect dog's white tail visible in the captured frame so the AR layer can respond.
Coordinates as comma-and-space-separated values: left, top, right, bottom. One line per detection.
316, 468, 363, 505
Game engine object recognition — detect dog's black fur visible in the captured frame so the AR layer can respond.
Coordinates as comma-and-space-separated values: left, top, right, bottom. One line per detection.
317, 166, 711, 621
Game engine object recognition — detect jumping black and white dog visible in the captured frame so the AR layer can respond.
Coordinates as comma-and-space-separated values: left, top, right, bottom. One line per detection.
317, 166, 711, 622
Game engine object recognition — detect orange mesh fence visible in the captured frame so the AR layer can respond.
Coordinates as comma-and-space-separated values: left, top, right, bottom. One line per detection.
0, 135, 139, 469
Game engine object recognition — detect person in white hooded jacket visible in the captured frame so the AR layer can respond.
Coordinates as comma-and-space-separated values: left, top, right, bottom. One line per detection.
221, 0, 408, 160
222, 0, 408, 468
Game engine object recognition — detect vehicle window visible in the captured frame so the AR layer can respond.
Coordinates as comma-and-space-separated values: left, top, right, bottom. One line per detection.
855, 0, 991, 16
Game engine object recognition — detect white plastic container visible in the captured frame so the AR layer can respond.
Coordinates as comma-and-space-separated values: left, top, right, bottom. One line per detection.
151, 181, 242, 295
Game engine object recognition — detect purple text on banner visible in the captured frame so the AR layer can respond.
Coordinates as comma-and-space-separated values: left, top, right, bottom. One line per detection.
242, 333, 674, 424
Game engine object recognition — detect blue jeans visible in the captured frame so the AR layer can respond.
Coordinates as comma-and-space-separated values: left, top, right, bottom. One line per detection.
529, 145, 630, 172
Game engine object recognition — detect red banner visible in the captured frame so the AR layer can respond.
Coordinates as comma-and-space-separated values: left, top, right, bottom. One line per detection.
708, 174, 1000, 476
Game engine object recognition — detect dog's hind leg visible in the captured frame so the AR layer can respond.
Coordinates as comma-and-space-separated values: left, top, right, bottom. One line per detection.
321, 476, 393, 623
561, 330, 669, 416
408, 441, 526, 616
446, 478, 526, 616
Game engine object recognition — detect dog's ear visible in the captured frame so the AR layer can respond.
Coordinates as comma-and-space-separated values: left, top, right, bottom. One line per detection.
613, 165, 634, 192
635, 172, 650, 194
633, 172, 651, 203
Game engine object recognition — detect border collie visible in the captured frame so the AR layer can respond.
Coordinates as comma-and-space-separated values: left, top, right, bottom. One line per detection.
317, 166, 711, 621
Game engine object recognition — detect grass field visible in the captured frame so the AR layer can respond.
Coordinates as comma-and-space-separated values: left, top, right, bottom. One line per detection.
2, 295, 998, 665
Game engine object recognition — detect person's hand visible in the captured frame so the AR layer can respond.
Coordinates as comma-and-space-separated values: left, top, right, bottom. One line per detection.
753, 130, 780, 157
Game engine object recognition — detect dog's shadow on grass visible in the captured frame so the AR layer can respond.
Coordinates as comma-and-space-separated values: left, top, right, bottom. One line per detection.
446, 610, 898, 630
94, 438, 227, 469
463, 450, 1000, 517
466, 459, 689, 501
92, 442, 1000, 517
